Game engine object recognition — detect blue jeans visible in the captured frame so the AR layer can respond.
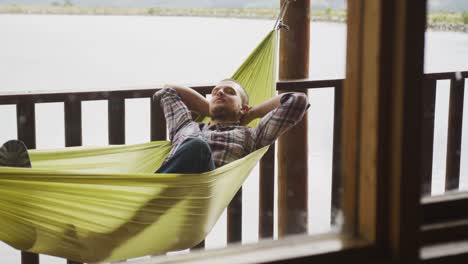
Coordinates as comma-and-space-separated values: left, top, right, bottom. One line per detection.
156, 137, 215, 174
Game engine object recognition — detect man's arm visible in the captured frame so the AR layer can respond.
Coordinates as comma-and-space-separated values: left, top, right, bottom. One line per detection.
153, 86, 205, 141
240, 94, 283, 125
163, 84, 210, 117
250, 92, 309, 149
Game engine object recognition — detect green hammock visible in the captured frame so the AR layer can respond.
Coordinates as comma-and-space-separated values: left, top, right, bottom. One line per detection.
0, 30, 278, 263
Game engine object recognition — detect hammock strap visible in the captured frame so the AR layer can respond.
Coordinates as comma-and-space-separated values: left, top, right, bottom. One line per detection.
274, 0, 294, 30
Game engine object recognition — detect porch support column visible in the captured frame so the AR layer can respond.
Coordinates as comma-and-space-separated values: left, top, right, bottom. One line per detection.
343, 0, 426, 261
278, 0, 310, 236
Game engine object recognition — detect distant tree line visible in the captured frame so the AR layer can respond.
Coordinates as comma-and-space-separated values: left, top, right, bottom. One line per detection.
0, 0, 466, 11
50, 0, 73, 7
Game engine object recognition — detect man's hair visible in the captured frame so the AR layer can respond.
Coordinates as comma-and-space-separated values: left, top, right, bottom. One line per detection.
220, 78, 249, 105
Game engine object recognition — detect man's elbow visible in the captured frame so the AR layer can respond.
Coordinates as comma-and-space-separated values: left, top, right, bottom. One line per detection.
163, 84, 176, 89
291, 92, 309, 111
153, 86, 176, 102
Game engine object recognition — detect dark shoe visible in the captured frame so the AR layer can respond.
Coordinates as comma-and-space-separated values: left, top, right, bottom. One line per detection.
0, 140, 31, 168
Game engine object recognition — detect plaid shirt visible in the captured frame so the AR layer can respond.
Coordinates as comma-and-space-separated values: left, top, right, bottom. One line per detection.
155, 88, 309, 168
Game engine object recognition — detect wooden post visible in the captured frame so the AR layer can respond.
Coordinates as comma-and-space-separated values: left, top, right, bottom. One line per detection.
384, 2, 426, 258
278, 0, 310, 236
342, 0, 382, 240
343, 0, 426, 261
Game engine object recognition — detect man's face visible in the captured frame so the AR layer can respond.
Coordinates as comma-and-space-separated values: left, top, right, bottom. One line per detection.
209, 80, 247, 121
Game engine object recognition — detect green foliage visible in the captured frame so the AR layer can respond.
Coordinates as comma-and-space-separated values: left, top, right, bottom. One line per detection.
325, 8, 332, 17
6, 4, 23, 13
428, 12, 464, 24
147, 7, 155, 15
63, 0, 73, 7
432, 16, 445, 23
463, 12, 468, 24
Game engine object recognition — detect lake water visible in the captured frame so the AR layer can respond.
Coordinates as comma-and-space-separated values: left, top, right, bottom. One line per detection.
0, 14, 467, 263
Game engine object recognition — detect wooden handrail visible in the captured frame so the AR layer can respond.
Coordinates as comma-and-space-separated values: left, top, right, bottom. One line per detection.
2, 72, 467, 103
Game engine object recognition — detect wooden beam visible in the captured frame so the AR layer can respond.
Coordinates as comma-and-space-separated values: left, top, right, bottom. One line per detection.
341, 0, 363, 236
277, 79, 342, 91
421, 219, 468, 245
422, 192, 468, 225
128, 234, 371, 264
343, 0, 427, 262
357, 0, 383, 244
382, 0, 427, 260
421, 240, 468, 264
422, 252, 468, 264
277, 0, 310, 237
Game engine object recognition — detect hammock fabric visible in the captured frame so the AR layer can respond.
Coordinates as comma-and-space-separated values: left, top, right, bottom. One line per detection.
0, 30, 278, 263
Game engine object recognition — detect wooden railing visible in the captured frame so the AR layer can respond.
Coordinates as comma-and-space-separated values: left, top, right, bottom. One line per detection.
0, 70, 466, 263
419, 71, 468, 194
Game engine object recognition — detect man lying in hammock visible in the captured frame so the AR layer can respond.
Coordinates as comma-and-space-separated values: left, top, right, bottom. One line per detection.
0, 79, 308, 261
153, 79, 309, 174
0, 79, 308, 173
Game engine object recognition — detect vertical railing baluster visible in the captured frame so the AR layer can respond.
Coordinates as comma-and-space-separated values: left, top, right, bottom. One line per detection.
65, 99, 82, 147
191, 90, 208, 251
223, 84, 241, 243
17, 102, 39, 264
21, 252, 39, 264
192, 240, 205, 250
107, 96, 125, 262
445, 76, 465, 191
227, 189, 242, 243
151, 94, 167, 141
421, 79, 437, 195
108, 97, 126, 145
331, 82, 343, 225
17, 102, 36, 150
64, 99, 83, 264
259, 144, 275, 238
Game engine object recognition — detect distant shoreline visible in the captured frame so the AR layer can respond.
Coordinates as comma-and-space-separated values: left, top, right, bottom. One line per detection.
1, 5, 467, 33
